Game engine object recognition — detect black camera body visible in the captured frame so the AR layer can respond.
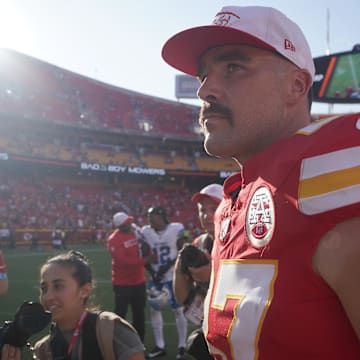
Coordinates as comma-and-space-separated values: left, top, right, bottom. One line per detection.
0, 301, 51, 350
179, 244, 209, 276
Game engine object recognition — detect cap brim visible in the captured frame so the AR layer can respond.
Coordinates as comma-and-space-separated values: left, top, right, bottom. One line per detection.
191, 193, 221, 204
125, 216, 134, 224
119, 216, 134, 226
162, 25, 275, 76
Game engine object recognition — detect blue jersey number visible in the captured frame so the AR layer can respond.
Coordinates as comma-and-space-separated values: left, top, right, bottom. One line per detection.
153, 245, 171, 265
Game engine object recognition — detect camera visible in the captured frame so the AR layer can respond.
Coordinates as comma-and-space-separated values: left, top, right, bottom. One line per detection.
0, 301, 51, 350
179, 244, 209, 276
179, 244, 210, 326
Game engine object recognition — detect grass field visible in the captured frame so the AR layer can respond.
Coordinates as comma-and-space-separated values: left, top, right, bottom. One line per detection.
326, 53, 360, 98
1, 245, 194, 359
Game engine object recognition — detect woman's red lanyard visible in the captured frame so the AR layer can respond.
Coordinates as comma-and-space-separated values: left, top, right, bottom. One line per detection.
67, 310, 88, 357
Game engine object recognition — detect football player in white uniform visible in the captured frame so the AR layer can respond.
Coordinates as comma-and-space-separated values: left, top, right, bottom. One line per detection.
142, 206, 188, 360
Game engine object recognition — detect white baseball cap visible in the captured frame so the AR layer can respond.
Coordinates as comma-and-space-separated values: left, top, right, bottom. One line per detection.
162, 6, 315, 81
113, 212, 134, 227
191, 183, 223, 204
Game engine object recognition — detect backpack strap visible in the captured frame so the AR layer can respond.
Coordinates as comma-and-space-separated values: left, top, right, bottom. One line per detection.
49, 323, 69, 360
83, 310, 135, 360
95, 311, 133, 360
81, 311, 103, 360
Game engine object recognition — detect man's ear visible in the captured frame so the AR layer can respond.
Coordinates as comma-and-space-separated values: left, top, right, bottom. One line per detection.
287, 69, 313, 106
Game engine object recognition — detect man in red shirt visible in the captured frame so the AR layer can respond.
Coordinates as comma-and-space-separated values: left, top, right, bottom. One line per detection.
107, 211, 154, 343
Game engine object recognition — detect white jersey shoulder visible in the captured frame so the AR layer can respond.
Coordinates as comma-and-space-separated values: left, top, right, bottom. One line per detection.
131, 223, 144, 241
142, 222, 185, 279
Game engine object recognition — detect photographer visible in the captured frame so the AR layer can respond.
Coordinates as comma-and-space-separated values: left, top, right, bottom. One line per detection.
174, 184, 222, 304
173, 184, 223, 360
34, 250, 145, 360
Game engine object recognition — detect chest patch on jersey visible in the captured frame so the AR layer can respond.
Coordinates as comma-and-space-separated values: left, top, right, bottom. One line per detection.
219, 217, 231, 242
246, 186, 275, 248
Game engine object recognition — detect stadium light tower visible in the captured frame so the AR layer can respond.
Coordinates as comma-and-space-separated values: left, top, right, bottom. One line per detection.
326, 8, 333, 114
326, 8, 330, 56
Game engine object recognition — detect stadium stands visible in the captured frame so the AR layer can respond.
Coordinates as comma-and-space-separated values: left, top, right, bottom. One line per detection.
0, 172, 202, 247
0, 48, 202, 139
0, 48, 236, 247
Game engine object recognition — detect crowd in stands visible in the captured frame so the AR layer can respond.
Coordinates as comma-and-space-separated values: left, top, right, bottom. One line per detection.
0, 49, 233, 251
0, 173, 202, 249
0, 120, 237, 172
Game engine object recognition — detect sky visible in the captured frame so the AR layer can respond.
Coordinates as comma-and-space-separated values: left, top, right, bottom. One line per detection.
0, 0, 359, 114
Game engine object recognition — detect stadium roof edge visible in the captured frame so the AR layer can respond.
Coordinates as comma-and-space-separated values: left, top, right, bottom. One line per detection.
0, 47, 200, 109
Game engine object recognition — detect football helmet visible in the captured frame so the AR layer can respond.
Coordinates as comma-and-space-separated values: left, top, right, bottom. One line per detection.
147, 286, 170, 311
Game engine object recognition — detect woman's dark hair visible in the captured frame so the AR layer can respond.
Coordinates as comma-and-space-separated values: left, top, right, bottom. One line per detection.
42, 250, 93, 287
41, 250, 94, 306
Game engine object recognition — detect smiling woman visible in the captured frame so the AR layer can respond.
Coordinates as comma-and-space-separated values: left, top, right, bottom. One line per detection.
34, 250, 146, 360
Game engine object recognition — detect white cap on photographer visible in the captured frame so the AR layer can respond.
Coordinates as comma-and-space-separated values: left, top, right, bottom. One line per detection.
191, 183, 223, 204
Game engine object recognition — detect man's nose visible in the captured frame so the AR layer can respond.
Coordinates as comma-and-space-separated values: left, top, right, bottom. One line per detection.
197, 74, 222, 103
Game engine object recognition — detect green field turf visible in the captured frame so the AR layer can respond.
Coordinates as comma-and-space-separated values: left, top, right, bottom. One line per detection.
1, 245, 195, 359
326, 53, 360, 98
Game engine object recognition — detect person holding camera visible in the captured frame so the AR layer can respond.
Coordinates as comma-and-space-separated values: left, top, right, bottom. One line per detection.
0, 301, 51, 360
173, 184, 222, 360
33, 250, 145, 360
174, 184, 223, 304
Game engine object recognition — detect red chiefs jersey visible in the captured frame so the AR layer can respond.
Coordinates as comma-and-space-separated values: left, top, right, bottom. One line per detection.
107, 227, 146, 286
203, 114, 360, 360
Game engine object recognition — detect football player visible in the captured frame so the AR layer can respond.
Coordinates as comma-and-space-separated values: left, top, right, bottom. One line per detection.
142, 206, 188, 360
162, 5, 360, 360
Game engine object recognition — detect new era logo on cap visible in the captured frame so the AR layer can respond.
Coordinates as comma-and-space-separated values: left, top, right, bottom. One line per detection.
284, 39, 296, 52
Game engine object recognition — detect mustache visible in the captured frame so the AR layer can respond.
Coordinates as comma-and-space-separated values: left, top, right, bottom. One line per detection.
199, 102, 233, 125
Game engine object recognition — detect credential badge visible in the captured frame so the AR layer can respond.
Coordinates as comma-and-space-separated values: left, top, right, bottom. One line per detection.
246, 187, 275, 247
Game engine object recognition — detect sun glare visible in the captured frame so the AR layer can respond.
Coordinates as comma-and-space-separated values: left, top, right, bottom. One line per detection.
0, 1, 31, 51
